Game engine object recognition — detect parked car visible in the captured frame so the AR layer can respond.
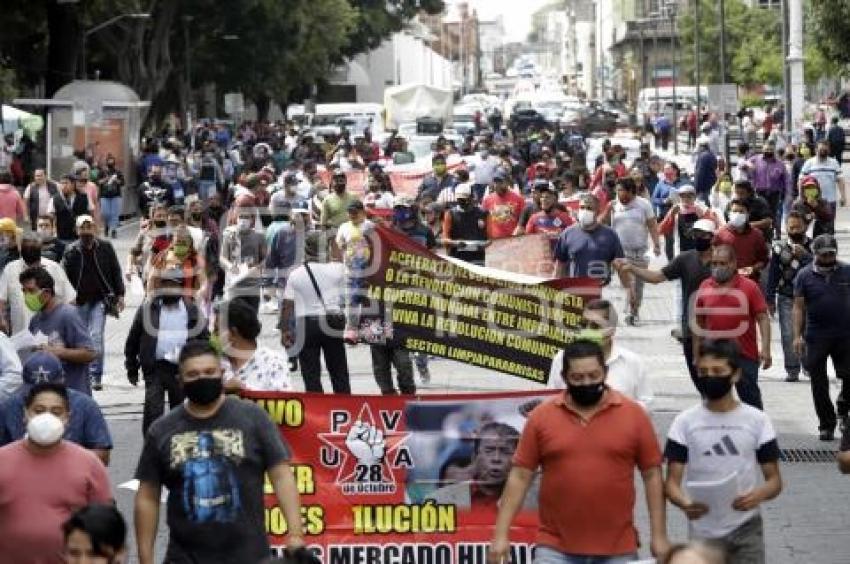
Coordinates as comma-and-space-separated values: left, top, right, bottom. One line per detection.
510, 107, 548, 133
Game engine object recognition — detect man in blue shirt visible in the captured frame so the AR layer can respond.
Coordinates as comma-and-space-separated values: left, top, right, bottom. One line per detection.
21, 266, 96, 395
553, 194, 632, 302
0, 351, 111, 465
793, 234, 850, 441
693, 137, 717, 204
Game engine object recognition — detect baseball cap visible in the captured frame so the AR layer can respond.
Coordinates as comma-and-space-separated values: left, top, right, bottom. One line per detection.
533, 179, 553, 193
22, 352, 64, 386
493, 169, 509, 182
0, 217, 17, 233
812, 234, 838, 255
693, 219, 717, 235
455, 183, 473, 199
394, 195, 415, 207
159, 268, 185, 283
75, 214, 95, 228
677, 184, 696, 195
697, 135, 710, 146
347, 199, 365, 212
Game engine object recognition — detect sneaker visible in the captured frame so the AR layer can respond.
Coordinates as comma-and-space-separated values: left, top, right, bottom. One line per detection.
91, 381, 103, 391
819, 428, 835, 441
670, 327, 683, 342
417, 365, 431, 384
288, 357, 298, 372
111, 230, 117, 239
840, 416, 849, 435
784, 374, 800, 382
625, 313, 636, 326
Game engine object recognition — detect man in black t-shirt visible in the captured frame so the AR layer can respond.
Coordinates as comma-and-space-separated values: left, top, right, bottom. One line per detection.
134, 340, 306, 564
617, 219, 715, 391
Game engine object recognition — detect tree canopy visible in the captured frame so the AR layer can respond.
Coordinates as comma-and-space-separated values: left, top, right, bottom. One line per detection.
677, 0, 833, 89
0, 0, 444, 125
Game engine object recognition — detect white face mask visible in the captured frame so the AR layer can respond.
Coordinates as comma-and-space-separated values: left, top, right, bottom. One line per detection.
729, 212, 748, 229
578, 209, 596, 229
26, 412, 65, 446
37, 228, 52, 238
238, 218, 253, 231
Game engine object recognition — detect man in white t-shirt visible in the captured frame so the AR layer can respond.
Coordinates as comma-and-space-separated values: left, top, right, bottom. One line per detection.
280, 232, 351, 394
547, 298, 652, 409
664, 339, 782, 562
609, 177, 660, 325
0, 232, 76, 336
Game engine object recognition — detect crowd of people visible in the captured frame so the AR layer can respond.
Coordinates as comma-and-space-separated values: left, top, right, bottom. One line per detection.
0, 109, 848, 563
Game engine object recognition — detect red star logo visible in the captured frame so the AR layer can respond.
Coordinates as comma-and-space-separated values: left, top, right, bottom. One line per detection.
318, 403, 411, 487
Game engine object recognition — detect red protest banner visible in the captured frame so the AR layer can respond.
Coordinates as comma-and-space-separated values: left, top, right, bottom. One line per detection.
244, 390, 557, 562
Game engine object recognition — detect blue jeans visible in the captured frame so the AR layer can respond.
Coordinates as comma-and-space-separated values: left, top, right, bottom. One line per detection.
99, 196, 121, 233
77, 301, 106, 383
737, 357, 763, 410
777, 294, 801, 377
534, 546, 638, 564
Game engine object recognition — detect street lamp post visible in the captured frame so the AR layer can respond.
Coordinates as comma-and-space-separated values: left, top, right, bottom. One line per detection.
668, 2, 678, 155
694, 0, 701, 111
81, 12, 150, 79
719, 0, 731, 163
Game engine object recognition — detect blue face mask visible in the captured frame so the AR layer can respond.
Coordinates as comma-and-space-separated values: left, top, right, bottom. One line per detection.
394, 208, 414, 225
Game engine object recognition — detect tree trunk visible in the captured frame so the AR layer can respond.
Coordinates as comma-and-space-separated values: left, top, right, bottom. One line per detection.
255, 93, 271, 122
46, 1, 81, 96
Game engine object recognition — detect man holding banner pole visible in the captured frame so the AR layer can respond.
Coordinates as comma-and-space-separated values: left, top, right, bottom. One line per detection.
488, 339, 670, 563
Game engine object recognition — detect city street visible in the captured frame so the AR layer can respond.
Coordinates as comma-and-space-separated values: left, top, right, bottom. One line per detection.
100, 209, 850, 563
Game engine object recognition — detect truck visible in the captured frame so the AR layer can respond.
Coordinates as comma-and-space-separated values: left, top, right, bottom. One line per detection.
383, 84, 453, 131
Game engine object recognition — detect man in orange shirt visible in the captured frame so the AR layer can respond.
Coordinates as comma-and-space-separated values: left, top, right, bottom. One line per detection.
482, 170, 525, 239
488, 339, 670, 563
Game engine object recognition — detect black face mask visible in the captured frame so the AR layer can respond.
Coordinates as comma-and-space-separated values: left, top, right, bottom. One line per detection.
183, 377, 223, 406
161, 294, 181, 306
567, 382, 606, 406
208, 206, 224, 218
153, 220, 167, 229
788, 232, 806, 243
698, 375, 734, 400
191, 213, 203, 222
20, 247, 41, 265
816, 258, 837, 270
694, 238, 712, 252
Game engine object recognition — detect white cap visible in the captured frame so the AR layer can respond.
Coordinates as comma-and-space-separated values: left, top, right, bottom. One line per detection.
693, 218, 717, 234
697, 135, 711, 146
455, 183, 472, 199
677, 184, 696, 194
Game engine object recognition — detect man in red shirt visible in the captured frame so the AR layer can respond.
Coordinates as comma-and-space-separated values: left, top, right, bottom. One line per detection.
0, 170, 25, 223
0, 382, 112, 563
525, 185, 574, 236
712, 198, 768, 281
693, 245, 772, 410
482, 170, 526, 239
488, 339, 670, 563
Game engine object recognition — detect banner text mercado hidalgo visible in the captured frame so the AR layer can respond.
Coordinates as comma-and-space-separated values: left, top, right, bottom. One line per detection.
244, 390, 558, 563
361, 225, 600, 384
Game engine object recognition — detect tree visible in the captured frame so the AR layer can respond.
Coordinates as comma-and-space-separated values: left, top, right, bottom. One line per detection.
809, 0, 850, 70
677, 0, 781, 87
0, 0, 444, 126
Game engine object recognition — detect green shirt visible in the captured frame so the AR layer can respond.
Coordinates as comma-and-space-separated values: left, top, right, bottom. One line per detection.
320, 191, 358, 228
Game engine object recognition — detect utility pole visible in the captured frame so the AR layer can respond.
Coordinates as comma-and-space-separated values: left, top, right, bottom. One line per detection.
788, 0, 804, 135
670, 4, 678, 156
719, 0, 730, 163
781, 0, 790, 131
694, 0, 701, 111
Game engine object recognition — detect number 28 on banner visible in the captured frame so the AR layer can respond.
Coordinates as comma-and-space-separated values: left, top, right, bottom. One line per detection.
319, 404, 413, 495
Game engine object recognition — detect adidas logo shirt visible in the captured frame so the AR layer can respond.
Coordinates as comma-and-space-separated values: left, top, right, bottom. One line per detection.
664, 403, 780, 538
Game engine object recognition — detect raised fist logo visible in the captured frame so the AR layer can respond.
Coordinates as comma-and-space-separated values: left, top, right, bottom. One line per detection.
345, 420, 386, 465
